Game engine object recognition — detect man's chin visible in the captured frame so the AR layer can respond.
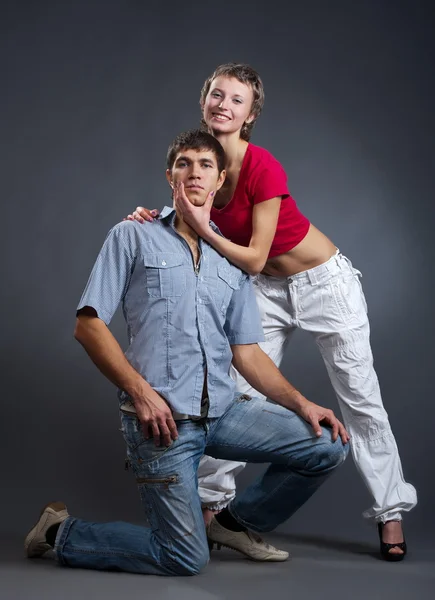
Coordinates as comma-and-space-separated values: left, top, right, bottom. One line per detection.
185, 193, 207, 207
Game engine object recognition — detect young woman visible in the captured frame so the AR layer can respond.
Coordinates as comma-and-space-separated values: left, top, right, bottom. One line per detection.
127, 63, 416, 560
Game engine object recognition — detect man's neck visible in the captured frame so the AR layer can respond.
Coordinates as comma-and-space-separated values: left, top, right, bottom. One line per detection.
174, 212, 198, 241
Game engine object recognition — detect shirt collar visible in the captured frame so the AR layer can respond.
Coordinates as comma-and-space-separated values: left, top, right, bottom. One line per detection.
158, 205, 224, 237
159, 205, 176, 220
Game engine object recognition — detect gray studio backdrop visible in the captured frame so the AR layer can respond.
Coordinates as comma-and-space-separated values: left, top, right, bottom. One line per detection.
1, 0, 434, 545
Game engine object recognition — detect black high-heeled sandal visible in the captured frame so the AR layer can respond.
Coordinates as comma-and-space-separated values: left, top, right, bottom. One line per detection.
377, 522, 407, 562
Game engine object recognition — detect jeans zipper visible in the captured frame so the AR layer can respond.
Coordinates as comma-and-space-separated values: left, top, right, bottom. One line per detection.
136, 475, 178, 487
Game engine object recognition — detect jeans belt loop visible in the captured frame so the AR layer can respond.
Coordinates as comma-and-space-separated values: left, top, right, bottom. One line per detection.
307, 268, 318, 285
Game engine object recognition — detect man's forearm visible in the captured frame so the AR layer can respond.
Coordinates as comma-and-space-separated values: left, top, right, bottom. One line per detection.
75, 310, 179, 446
74, 312, 151, 402
231, 344, 307, 411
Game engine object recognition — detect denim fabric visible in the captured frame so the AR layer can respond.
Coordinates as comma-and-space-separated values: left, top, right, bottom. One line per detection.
77, 207, 264, 418
55, 392, 348, 576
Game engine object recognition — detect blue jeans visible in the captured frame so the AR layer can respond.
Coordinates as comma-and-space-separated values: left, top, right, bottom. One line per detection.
55, 393, 348, 576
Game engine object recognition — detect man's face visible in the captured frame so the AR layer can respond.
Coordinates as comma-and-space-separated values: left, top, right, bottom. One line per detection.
166, 148, 226, 206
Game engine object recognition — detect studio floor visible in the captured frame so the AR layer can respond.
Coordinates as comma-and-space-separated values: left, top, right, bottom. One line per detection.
2, 531, 434, 600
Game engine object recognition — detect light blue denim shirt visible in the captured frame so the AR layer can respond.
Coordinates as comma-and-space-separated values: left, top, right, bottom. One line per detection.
77, 206, 264, 418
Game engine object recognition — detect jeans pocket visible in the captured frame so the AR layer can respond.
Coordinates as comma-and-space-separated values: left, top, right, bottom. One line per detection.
136, 472, 197, 541
120, 412, 173, 465
332, 270, 367, 322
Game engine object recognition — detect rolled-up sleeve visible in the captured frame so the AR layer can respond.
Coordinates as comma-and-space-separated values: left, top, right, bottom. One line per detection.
224, 275, 264, 345
77, 222, 137, 324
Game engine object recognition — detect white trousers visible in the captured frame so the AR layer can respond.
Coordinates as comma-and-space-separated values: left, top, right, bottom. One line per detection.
199, 251, 417, 522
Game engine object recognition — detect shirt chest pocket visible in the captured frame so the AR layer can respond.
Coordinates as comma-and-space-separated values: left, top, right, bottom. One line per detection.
144, 253, 186, 298
217, 264, 241, 313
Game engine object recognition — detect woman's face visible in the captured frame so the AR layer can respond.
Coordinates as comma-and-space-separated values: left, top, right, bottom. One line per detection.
202, 76, 255, 137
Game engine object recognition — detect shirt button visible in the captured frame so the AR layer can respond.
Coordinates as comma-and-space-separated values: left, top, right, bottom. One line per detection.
161, 260, 166, 266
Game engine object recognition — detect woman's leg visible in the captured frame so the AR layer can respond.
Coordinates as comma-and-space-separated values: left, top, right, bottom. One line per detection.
293, 252, 417, 553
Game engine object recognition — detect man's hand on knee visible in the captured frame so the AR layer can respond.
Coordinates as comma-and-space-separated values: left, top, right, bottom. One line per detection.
298, 401, 350, 444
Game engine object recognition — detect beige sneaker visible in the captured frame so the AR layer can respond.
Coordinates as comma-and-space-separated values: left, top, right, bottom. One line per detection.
207, 517, 290, 562
25, 501, 69, 558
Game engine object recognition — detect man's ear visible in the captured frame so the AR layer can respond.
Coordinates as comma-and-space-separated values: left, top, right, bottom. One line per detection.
216, 169, 226, 191
166, 169, 174, 189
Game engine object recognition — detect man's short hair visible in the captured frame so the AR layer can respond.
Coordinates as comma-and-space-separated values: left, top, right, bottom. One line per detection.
166, 129, 226, 173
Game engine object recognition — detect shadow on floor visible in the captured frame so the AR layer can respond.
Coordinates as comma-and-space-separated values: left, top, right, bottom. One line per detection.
273, 531, 380, 559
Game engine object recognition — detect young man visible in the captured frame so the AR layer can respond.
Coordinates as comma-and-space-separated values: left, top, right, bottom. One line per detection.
25, 130, 349, 576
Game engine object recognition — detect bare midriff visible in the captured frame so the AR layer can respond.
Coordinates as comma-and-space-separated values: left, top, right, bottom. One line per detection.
262, 224, 337, 278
